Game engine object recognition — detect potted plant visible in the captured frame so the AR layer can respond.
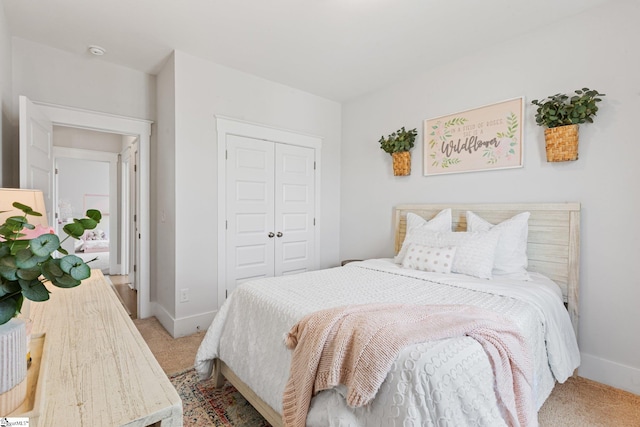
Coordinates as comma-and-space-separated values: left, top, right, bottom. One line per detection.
531, 88, 605, 162
0, 202, 102, 325
379, 126, 418, 176
0, 201, 101, 412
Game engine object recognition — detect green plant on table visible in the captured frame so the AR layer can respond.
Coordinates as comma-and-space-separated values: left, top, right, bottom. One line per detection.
531, 88, 605, 129
0, 202, 102, 324
379, 126, 418, 154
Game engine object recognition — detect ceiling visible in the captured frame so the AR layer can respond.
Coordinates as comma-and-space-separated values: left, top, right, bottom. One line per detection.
3, 0, 614, 102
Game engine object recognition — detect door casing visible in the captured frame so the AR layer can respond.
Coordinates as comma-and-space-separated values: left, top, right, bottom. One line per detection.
21, 98, 153, 318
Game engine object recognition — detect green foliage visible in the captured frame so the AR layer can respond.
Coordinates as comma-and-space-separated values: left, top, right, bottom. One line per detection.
0, 202, 102, 324
496, 112, 519, 139
531, 88, 605, 128
444, 118, 467, 128
379, 127, 418, 154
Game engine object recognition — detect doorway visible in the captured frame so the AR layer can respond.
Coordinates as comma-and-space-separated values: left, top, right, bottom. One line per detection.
55, 152, 113, 273
53, 134, 137, 316
19, 96, 152, 319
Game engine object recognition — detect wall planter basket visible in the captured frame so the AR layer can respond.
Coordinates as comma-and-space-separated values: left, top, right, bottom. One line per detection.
392, 151, 411, 176
379, 126, 417, 176
545, 124, 579, 162
532, 88, 605, 163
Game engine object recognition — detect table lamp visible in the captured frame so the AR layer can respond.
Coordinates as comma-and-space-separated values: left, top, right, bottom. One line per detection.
0, 188, 49, 227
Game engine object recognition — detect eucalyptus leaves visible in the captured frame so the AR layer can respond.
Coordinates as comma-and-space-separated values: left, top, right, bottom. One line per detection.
379, 127, 418, 154
0, 202, 102, 324
531, 88, 605, 128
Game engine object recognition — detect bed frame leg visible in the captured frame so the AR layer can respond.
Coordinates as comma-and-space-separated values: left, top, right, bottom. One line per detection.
213, 358, 225, 388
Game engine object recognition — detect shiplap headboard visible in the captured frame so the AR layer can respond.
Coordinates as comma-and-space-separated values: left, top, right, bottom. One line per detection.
392, 203, 581, 335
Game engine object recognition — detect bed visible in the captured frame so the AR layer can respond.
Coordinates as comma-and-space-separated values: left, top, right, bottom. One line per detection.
195, 203, 581, 426
74, 229, 110, 274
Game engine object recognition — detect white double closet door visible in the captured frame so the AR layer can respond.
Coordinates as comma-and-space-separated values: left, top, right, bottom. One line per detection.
225, 134, 316, 295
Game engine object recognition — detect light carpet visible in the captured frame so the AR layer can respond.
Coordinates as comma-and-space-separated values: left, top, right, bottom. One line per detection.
135, 317, 640, 427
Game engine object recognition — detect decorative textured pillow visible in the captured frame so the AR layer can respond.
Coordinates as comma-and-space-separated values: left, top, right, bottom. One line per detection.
84, 229, 106, 241
394, 209, 452, 263
466, 211, 530, 280
401, 243, 457, 274
398, 229, 499, 279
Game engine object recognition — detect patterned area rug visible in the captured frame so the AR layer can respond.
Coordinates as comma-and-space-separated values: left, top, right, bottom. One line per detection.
170, 368, 272, 426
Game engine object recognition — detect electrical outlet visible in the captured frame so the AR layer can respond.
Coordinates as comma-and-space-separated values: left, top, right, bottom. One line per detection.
180, 288, 189, 303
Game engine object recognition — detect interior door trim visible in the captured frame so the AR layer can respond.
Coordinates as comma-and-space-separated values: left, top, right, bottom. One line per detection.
29, 100, 153, 319
216, 115, 322, 310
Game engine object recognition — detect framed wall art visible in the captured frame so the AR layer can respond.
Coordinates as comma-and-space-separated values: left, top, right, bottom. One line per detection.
423, 97, 524, 176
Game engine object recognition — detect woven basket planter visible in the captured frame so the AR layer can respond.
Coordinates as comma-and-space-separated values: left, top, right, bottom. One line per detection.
545, 124, 579, 162
392, 151, 411, 176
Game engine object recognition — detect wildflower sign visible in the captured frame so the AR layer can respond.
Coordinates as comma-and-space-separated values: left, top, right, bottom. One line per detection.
423, 97, 523, 176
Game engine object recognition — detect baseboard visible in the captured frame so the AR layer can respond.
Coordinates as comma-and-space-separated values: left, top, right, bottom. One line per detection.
152, 303, 176, 337
173, 311, 216, 338
151, 303, 216, 339
579, 352, 640, 395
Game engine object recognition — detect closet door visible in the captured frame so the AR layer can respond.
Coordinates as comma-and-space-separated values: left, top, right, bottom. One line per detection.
274, 144, 315, 276
225, 136, 317, 297
225, 135, 276, 295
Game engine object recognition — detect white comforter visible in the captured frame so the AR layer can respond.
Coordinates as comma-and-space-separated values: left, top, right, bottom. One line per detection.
195, 259, 580, 426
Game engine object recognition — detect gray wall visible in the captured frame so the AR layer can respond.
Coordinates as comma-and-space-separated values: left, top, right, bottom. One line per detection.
341, 0, 640, 393
56, 157, 110, 236
153, 50, 342, 337
155, 53, 177, 321
12, 38, 156, 121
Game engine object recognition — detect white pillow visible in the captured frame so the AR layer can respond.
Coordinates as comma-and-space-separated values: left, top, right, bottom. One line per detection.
401, 243, 456, 274
399, 230, 499, 279
394, 209, 452, 263
466, 211, 530, 280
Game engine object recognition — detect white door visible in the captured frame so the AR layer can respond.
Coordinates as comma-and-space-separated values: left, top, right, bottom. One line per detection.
225, 135, 276, 295
225, 136, 315, 296
275, 143, 315, 276
19, 96, 54, 225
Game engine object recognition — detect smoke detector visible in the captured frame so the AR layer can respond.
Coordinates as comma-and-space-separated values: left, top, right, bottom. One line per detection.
88, 45, 106, 56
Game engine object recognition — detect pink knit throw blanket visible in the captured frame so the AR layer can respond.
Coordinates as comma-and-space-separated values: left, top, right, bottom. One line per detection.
283, 304, 535, 427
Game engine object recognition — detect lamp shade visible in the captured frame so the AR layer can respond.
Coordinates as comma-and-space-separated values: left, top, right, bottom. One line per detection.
0, 188, 48, 227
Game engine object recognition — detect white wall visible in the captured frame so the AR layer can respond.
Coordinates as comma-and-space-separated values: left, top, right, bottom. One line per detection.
155, 50, 342, 337
155, 53, 177, 318
0, 3, 12, 186
12, 38, 156, 121
56, 157, 110, 236
11, 37, 159, 309
341, 1, 640, 394
53, 126, 123, 153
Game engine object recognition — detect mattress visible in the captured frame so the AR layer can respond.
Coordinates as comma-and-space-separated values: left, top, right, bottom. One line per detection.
195, 259, 580, 426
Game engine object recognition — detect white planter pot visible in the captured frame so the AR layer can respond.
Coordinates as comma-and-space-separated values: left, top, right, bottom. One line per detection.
0, 318, 28, 414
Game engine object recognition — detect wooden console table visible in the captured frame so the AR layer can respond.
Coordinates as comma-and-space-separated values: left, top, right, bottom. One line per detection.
24, 270, 182, 426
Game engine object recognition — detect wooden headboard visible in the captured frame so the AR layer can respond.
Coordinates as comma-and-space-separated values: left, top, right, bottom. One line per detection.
392, 203, 581, 335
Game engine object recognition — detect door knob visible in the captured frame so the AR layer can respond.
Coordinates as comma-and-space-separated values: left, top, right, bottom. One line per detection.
276, 232, 283, 238
268, 232, 275, 238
